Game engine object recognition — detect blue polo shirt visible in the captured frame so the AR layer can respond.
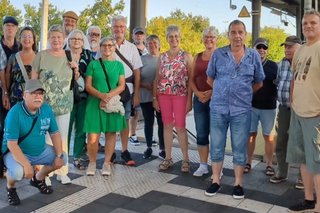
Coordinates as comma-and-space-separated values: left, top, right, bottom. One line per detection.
206, 45, 265, 116
2, 101, 59, 156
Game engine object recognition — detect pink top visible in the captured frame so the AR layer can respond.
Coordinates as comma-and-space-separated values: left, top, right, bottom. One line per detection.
157, 50, 188, 96
194, 52, 212, 92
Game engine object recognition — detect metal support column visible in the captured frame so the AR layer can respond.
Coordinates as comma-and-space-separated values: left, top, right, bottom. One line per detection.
129, 0, 148, 40
40, 0, 49, 50
296, 3, 302, 38
252, 0, 262, 46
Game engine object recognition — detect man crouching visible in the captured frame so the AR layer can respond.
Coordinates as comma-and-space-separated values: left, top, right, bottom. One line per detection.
2, 79, 66, 205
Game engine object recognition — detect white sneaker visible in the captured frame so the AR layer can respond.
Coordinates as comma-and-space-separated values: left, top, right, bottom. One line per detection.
101, 163, 112, 176
193, 166, 209, 177
56, 175, 71, 184
45, 176, 52, 186
86, 162, 96, 176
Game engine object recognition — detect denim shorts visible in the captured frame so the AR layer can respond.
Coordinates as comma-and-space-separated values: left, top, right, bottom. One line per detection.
250, 108, 276, 135
4, 144, 67, 181
193, 96, 210, 146
286, 110, 320, 174
210, 111, 251, 166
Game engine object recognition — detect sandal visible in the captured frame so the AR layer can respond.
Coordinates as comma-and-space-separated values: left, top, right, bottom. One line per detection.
159, 159, 173, 170
30, 174, 53, 194
73, 159, 87, 170
244, 163, 251, 173
266, 166, 275, 176
181, 160, 190, 173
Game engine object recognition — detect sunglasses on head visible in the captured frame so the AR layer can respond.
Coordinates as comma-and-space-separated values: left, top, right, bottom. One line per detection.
256, 44, 268, 50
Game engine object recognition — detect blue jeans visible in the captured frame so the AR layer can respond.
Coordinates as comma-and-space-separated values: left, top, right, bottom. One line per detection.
210, 111, 251, 166
193, 96, 210, 146
140, 102, 164, 150
4, 145, 67, 181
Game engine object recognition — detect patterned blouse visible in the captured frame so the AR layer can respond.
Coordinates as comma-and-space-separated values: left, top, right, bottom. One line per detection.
157, 50, 188, 96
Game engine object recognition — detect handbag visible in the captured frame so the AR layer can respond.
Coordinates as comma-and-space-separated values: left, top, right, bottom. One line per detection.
65, 50, 82, 103
0, 116, 38, 177
98, 58, 125, 115
15, 53, 29, 82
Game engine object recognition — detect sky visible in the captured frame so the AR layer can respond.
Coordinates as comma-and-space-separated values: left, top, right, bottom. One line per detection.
10, 0, 297, 35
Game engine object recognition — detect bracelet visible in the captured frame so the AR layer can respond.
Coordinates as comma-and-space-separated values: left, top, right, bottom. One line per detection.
2, 91, 8, 96
152, 97, 157, 100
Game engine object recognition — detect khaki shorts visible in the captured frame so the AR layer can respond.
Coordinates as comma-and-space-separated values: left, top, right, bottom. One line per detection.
286, 110, 320, 174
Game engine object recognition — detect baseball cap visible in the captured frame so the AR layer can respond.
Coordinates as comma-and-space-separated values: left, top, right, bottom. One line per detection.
25, 79, 45, 93
254, 37, 268, 48
63, 11, 79, 21
133, 26, 145, 34
3, 16, 18, 26
280, 36, 302, 46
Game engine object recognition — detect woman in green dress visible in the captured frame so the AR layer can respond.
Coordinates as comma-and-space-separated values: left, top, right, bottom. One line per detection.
84, 36, 126, 176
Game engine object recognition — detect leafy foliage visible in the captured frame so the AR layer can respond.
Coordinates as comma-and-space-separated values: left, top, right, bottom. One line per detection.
78, 0, 125, 36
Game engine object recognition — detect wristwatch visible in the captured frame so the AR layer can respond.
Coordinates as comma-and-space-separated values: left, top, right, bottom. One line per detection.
56, 153, 64, 159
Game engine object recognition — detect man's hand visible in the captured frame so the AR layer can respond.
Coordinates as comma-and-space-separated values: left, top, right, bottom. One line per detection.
53, 157, 64, 170
23, 163, 34, 179
132, 93, 140, 107
2, 94, 10, 110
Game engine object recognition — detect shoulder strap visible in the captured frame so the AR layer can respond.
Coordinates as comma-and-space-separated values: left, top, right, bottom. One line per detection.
65, 50, 75, 91
99, 58, 111, 91
2, 116, 38, 156
115, 48, 134, 71
15, 53, 29, 82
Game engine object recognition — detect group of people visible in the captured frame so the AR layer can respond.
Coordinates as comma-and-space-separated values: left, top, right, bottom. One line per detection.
0, 8, 320, 213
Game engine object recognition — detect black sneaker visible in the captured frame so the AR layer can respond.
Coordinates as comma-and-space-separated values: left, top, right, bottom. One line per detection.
143, 148, 153, 159
205, 183, 221, 196
111, 152, 117, 163
7, 187, 20, 205
158, 150, 166, 160
270, 176, 288, 184
232, 185, 244, 199
288, 200, 315, 212
121, 150, 135, 166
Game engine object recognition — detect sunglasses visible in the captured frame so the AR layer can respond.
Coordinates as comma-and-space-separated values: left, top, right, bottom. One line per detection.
256, 44, 268, 50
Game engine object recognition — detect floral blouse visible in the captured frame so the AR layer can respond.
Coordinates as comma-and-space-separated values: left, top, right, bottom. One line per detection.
157, 50, 188, 96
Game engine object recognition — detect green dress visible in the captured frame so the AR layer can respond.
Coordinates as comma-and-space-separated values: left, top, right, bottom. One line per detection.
83, 59, 127, 133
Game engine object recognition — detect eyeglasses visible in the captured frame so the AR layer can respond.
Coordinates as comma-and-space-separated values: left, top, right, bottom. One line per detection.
89, 32, 100, 37
70, 38, 83, 42
204, 35, 217, 40
256, 44, 268, 50
112, 25, 126, 29
101, 44, 115, 48
21, 35, 33, 39
29, 91, 45, 96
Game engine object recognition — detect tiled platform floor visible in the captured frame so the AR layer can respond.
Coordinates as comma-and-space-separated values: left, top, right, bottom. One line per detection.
0, 140, 303, 213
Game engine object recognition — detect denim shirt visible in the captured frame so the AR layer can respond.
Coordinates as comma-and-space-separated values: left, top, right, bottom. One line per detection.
206, 45, 265, 116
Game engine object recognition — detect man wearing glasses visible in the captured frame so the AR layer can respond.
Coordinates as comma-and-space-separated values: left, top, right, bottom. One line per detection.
86, 26, 101, 59
245, 38, 278, 176
2, 79, 66, 206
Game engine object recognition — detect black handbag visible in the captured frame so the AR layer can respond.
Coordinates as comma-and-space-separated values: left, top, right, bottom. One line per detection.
65, 50, 82, 103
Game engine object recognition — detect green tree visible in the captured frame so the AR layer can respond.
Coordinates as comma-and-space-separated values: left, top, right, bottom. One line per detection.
147, 9, 210, 55
23, 3, 63, 40
78, 0, 125, 37
0, 0, 22, 35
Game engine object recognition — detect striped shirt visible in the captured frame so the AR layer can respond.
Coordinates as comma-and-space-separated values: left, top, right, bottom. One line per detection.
275, 58, 292, 107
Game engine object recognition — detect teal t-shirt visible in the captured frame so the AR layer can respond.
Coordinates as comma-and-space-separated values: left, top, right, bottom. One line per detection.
2, 101, 59, 156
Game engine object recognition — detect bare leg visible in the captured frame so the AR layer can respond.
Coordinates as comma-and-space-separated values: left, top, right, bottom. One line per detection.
105, 132, 116, 164
87, 133, 100, 163
234, 165, 244, 186
211, 162, 223, 184
163, 124, 173, 160
247, 133, 257, 165
263, 134, 275, 167
176, 127, 189, 161
198, 145, 209, 163
129, 110, 139, 137
314, 173, 320, 211
301, 164, 314, 201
